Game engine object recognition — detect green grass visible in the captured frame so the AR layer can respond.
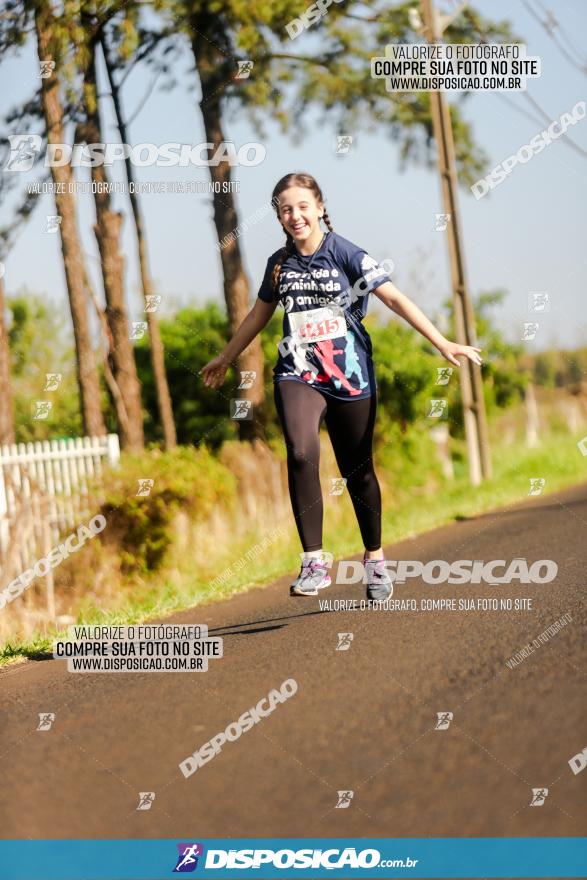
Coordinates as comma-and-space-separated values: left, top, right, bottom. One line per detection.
1, 428, 585, 667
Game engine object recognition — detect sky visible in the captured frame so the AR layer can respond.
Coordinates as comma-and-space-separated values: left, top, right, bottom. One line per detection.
0, 0, 586, 352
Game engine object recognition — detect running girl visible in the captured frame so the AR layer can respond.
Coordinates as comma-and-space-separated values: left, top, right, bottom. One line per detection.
201, 172, 482, 599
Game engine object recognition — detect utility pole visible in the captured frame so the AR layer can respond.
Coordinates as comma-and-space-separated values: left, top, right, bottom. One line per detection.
420, 0, 492, 483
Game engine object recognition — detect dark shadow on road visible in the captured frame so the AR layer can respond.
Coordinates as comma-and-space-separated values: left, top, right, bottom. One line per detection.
1, 610, 332, 666
208, 608, 330, 635
13, 650, 53, 662
217, 623, 288, 636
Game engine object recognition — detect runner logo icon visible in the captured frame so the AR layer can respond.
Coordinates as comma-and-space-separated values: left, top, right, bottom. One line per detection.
360, 254, 378, 272
435, 712, 453, 730
530, 788, 548, 806
173, 843, 204, 872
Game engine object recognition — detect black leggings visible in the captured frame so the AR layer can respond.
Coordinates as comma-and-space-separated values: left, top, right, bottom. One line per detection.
274, 379, 382, 552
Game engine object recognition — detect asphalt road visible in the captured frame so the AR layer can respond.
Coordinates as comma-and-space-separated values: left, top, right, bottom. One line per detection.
1, 482, 586, 868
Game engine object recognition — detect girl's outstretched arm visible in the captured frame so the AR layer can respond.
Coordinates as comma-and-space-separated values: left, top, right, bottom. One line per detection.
201, 298, 279, 389
373, 281, 483, 367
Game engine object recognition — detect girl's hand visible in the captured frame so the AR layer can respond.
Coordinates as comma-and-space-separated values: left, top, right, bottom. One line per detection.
439, 341, 483, 367
200, 354, 229, 389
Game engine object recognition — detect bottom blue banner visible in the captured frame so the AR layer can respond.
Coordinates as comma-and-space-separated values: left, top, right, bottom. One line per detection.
1, 838, 586, 879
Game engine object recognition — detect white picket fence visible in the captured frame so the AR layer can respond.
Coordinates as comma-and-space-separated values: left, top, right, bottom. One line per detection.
0, 434, 120, 614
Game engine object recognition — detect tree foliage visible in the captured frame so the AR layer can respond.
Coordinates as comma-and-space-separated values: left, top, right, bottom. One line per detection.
7, 294, 83, 441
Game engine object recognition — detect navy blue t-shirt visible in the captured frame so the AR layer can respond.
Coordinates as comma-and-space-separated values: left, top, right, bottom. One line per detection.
257, 231, 391, 400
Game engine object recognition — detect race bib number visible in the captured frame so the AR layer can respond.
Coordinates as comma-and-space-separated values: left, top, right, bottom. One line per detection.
288, 305, 347, 343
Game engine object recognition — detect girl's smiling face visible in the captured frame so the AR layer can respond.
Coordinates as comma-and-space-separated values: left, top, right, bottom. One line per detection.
277, 186, 324, 243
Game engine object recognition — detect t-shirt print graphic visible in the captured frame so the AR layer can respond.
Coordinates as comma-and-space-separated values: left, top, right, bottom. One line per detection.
305, 338, 361, 397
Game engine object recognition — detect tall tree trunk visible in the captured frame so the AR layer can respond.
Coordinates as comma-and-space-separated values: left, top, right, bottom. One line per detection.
0, 274, 15, 444
189, 13, 265, 441
33, 3, 106, 438
82, 265, 132, 442
77, 44, 144, 452
100, 37, 176, 449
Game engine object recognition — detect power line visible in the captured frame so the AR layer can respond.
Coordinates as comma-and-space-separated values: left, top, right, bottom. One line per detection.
532, 0, 587, 67
544, 15, 587, 69
493, 92, 544, 127
463, 7, 587, 161
522, 0, 587, 78
521, 89, 587, 160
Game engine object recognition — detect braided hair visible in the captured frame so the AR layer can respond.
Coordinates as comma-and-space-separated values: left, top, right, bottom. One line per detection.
270, 172, 334, 299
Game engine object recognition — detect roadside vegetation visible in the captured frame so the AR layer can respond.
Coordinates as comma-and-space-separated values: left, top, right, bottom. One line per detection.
1, 294, 585, 663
